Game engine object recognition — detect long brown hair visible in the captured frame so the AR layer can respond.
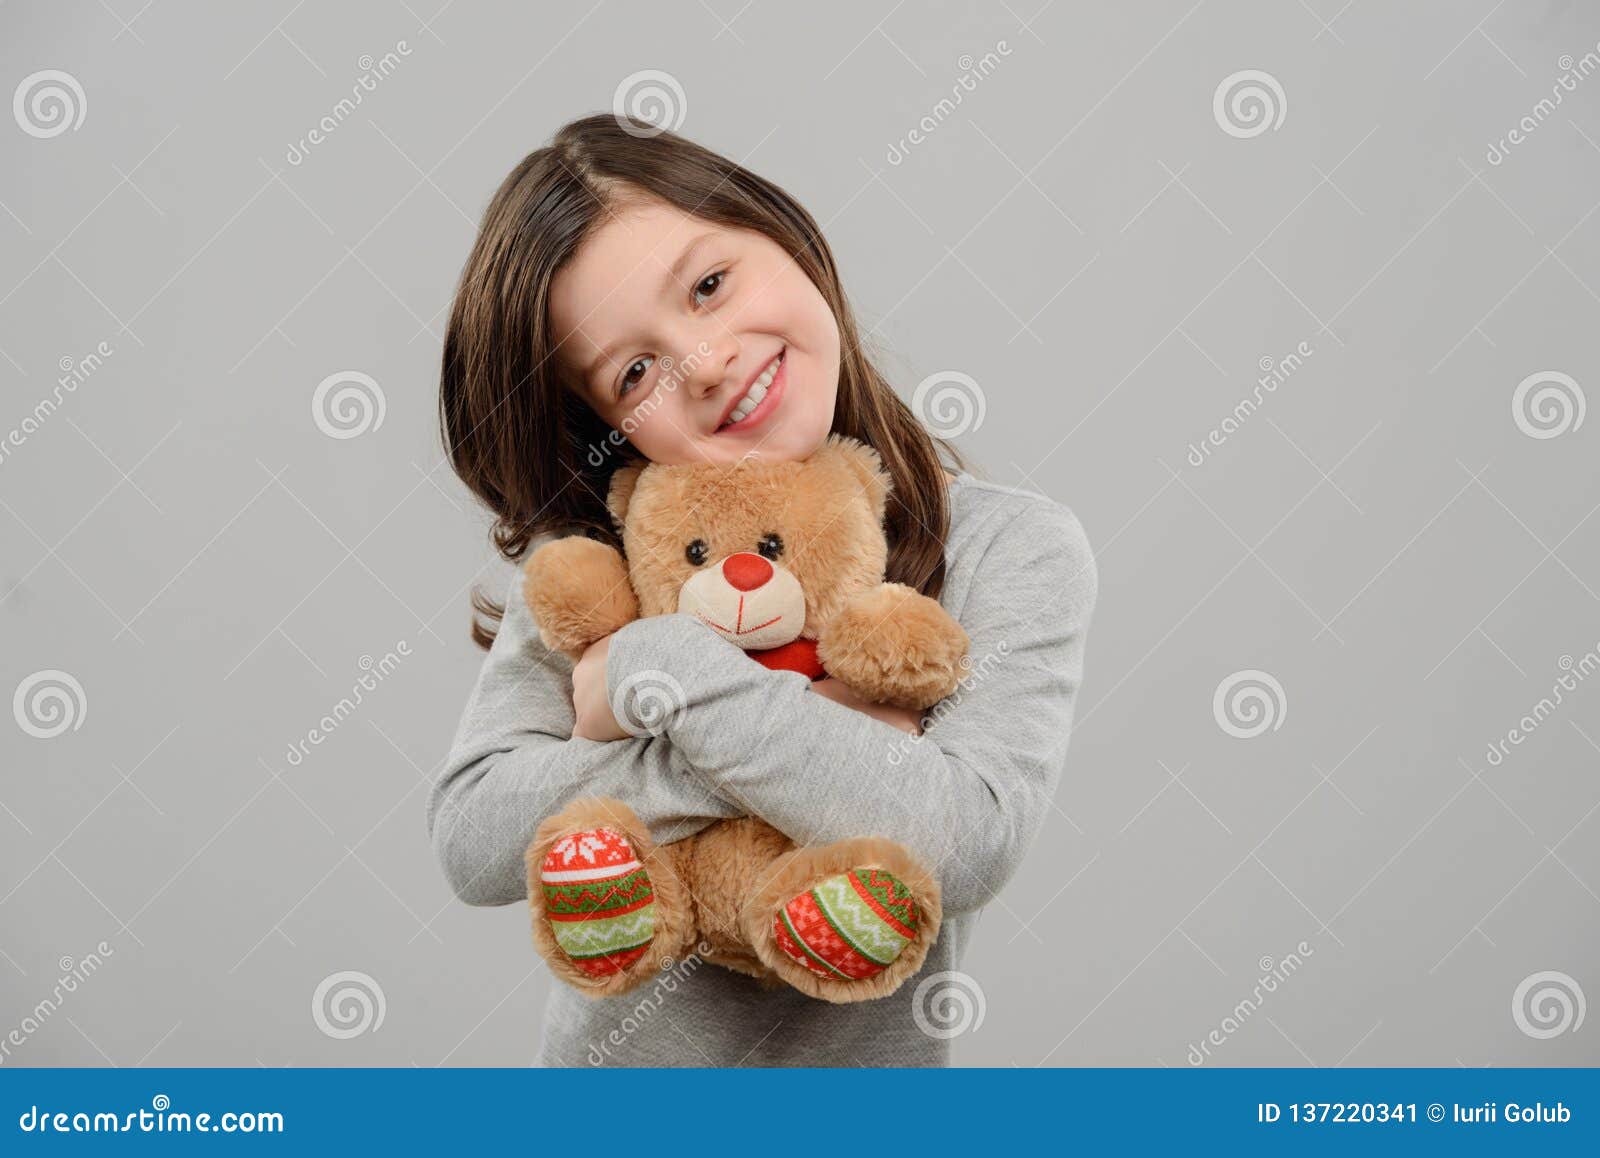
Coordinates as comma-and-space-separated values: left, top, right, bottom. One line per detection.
440, 112, 964, 649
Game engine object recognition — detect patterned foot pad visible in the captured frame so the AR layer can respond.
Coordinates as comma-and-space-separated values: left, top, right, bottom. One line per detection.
540, 827, 656, 978
773, 868, 920, 981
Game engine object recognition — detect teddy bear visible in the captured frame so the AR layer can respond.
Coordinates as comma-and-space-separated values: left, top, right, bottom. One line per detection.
520, 434, 970, 1003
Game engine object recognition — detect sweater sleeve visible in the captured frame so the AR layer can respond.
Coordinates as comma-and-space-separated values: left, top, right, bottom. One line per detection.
603, 497, 1097, 916
426, 561, 746, 907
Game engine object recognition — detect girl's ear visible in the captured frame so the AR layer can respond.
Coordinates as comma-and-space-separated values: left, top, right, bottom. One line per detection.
819, 434, 890, 524
605, 463, 645, 531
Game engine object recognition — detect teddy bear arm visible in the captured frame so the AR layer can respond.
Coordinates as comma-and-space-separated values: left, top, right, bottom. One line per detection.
522, 537, 641, 657
816, 583, 970, 711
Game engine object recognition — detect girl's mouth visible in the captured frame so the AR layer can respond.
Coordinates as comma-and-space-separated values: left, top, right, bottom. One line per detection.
715, 349, 786, 434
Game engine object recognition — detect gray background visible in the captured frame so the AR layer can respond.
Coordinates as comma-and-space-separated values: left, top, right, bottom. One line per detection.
2, 0, 1597, 1067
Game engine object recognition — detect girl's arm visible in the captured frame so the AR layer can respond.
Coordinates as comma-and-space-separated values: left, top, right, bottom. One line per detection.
427, 567, 745, 907
603, 496, 1097, 917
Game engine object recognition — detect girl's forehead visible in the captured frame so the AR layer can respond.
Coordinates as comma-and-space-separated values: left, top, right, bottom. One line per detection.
550, 200, 724, 348
576, 199, 716, 279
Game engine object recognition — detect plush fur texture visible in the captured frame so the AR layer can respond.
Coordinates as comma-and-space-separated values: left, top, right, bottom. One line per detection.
607, 435, 892, 635
527, 797, 942, 1002
523, 536, 639, 657
519, 435, 968, 1003
818, 582, 971, 710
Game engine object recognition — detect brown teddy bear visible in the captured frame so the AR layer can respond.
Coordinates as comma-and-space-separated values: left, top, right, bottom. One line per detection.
520, 434, 969, 1003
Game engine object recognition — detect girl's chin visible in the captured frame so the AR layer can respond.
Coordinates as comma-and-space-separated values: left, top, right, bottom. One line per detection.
672, 427, 820, 464
688, 439, 785, 464
718, 430, 830, 461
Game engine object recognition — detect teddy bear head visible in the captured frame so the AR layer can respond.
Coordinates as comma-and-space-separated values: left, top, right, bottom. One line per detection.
605, 434, 892, 650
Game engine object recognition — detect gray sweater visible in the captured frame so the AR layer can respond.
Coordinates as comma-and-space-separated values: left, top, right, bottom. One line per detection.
427, 471, 1098, 1066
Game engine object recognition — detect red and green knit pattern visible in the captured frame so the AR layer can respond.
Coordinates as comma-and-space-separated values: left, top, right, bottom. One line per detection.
541, 827, 655, 977
773, 868, 919, 981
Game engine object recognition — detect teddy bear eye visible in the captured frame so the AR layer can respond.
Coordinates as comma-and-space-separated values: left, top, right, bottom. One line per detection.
685, 539, 709, 566
756, 532, 784, 560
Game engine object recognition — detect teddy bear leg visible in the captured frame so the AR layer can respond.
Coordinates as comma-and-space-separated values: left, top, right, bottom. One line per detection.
526, 796, 693, 998
665, 817, 793, 984
740, 836, 942, 1004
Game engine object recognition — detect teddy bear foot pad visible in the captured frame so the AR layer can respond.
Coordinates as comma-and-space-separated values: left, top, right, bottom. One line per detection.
773, 867, 921, 980
526, 799, 695, 998
743, 837, 943, 1004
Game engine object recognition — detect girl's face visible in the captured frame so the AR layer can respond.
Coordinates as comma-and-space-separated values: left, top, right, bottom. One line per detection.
550, 196, 841, 465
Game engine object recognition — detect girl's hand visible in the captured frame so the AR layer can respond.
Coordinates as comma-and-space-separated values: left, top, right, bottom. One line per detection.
570, 634, 629, 742
809, 678, 924, 736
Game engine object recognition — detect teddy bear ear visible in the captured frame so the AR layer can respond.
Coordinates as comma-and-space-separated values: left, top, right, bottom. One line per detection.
818, 434, 890, 523
605, 463, 645, 530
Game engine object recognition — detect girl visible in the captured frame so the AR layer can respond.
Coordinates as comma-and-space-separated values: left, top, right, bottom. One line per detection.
430, 113, 1097, 1066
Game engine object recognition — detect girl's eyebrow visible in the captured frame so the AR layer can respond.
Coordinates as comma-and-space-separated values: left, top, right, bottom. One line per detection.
584, 230, 721, 386
664, 230, 720, 296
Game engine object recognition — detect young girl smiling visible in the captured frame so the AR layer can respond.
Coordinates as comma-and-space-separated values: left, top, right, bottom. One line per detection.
430, 113, 1098, 1066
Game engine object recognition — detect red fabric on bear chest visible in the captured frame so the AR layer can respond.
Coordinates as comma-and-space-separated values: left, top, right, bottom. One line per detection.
746, 637, 827, 681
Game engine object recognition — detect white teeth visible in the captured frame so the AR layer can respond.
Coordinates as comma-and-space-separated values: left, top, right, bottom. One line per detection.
719, 351, 783, 429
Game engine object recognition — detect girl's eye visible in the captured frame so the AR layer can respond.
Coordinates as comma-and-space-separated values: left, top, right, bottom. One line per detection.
756, 532, 784, 560
618, 355, 654, 397
692, 269, 725, 307
685, 539, 709, 566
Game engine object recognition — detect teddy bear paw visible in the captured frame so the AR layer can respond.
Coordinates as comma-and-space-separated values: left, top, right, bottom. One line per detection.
817, 583, 969, 710
539, 826, 658, 977
772, 868, 921, 982
523, 537, 639, 656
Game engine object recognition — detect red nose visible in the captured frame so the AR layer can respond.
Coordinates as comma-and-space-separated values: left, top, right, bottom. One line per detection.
721, 552, 772, 591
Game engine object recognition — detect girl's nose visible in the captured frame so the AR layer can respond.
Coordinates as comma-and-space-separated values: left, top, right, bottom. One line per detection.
684, 330, 739, 399
721, 552, 772, 591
